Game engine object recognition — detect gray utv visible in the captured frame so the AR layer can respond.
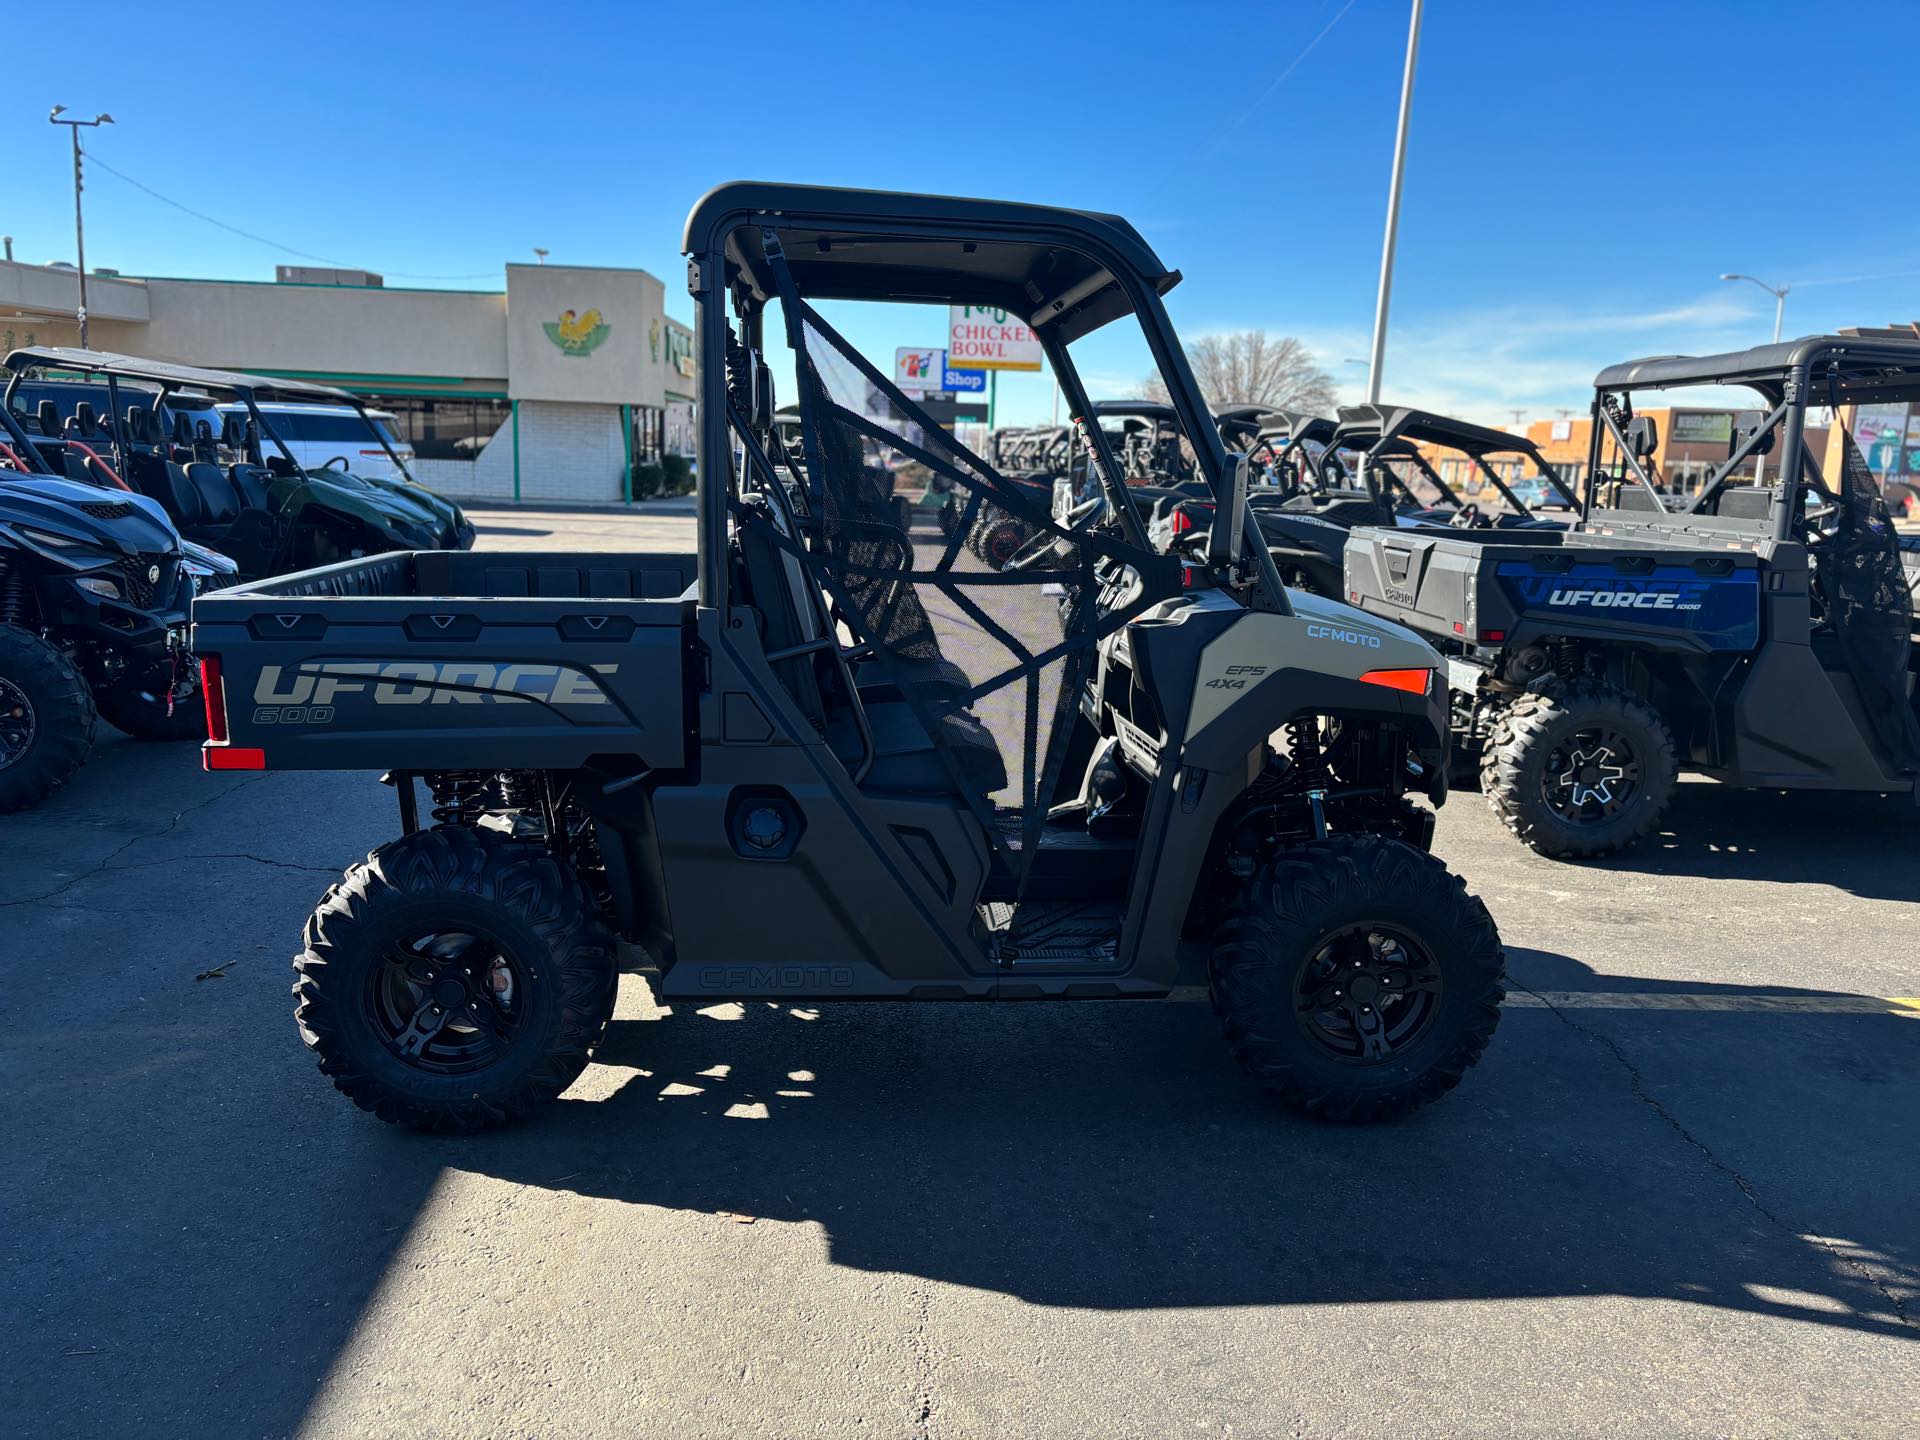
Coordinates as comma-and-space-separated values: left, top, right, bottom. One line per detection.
192, 182, 1506, 1132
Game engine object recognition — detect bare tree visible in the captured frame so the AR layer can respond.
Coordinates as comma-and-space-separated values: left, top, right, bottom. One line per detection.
1139, 331, 1336, 415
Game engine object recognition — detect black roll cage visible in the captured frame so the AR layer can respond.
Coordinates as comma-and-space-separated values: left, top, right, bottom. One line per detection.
1, 346, 417, 485
1332, 404, 1581, 517
681, 182, 1286, 614
1582, 335, 1920, 543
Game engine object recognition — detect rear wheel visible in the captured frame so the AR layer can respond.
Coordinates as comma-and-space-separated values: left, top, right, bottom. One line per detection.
294, 825, 618, 1133
1210, 835, 1504, 1122
0, 626, 95, 813
1481, 681, 1676, 858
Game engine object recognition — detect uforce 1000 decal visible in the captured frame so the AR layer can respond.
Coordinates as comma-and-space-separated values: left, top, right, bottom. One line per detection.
1494, 562, 1759, 649
250, 660, 620, 725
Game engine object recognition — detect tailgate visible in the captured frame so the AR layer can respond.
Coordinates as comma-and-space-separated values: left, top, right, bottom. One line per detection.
1342, 526, 1550, 643
192, 551, 692, 772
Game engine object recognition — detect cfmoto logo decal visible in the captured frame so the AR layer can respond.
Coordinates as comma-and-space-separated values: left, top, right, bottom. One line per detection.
1305, 622, 1383, 648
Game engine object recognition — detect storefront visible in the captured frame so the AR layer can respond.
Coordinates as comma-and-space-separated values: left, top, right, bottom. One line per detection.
0, 256, 695, 504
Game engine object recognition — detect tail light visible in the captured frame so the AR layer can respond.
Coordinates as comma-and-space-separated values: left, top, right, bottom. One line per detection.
1169, 506, 1195, 536
1359, 668, 1434, 695
198, 653, 265, 768
199, 654, 228, 742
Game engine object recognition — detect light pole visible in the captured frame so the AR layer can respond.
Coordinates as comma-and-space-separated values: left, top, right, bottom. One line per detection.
1364, 0, 1423, 404
49, 107, 113, 347
532, 247, 549, 265
1720, 272, 1790, 483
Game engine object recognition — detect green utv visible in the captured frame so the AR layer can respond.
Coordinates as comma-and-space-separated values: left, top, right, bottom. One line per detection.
4, 349, 473, 582
193, 183, 1506, 1133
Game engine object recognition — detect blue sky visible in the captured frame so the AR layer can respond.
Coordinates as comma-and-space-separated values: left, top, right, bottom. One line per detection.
9, 0, 1918, 425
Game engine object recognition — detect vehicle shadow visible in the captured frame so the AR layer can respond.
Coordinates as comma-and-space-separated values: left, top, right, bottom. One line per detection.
1587, 784, 1920, 899
452, 948, 1917, 1341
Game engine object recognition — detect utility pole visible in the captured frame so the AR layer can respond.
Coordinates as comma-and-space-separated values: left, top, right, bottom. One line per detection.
1364, 0, 1423, 404
48, 106, 113, 348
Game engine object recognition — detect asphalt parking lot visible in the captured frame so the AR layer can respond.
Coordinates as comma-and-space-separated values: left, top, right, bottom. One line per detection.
5, 502, 1917, 1439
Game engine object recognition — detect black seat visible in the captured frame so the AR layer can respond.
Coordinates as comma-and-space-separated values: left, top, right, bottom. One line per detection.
35, 401, 59, 438
183, 462, 241, 526
226, 464, 272, 511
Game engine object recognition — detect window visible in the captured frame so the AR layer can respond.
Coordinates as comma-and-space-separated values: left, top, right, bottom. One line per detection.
363, 395, 508, 460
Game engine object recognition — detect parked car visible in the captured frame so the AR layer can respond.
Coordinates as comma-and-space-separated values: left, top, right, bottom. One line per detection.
218, 402, 414, 480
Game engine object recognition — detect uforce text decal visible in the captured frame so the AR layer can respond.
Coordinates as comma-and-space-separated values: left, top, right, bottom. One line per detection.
1305, 622, 1383, 648
252, 661, 616, 722
1513, 577, 1708, 611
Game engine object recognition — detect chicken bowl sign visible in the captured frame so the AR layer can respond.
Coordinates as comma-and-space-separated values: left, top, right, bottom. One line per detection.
949, 305, 1043, 372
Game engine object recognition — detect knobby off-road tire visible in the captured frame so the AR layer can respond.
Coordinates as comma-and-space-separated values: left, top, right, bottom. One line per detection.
980, 517, 1029, 570
0, 626, 95, 813
1481, 680, 1677, 859
1210, 835, 1505, 1123
96, 674, 206, 741
294, 825, 618, 1133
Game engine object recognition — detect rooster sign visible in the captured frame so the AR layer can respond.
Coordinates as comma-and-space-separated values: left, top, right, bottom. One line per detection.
544, 308, 611, 357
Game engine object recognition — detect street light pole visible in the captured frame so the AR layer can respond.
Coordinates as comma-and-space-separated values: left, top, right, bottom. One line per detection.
48, 106, 114, 348
1720, 272, 1790, 484
1364, 0, 1423, 405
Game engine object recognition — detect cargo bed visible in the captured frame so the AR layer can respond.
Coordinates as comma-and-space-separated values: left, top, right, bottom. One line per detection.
1343, 511, 1766, 655
191, 550, 696, 772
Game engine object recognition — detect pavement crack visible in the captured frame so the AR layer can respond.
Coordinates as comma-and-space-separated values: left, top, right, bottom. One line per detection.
0, 775, 286, 909
1515, 980, 1915, 1331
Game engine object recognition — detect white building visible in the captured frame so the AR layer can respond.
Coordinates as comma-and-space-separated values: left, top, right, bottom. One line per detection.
0, 257, 695, 504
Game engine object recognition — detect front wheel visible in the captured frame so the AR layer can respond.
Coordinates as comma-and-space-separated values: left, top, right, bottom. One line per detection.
1481, 681, 1676, 858
294, 825, 618, 1133
1210, 835, 1505, 1122
0, 626, 96, 813
96, 672, 205, 741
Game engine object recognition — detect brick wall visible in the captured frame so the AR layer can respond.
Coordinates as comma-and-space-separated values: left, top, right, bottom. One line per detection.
407, 401, 629, 503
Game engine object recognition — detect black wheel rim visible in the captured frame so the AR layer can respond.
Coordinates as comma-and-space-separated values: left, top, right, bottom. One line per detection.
1540, 724, 1640, 824
366, 927, 529, 1075
0, 678, 35, 771
1293, 923, 1444, 1064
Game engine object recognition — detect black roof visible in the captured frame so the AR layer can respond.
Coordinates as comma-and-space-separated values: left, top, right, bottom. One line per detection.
1091, 399, 1178, 421
684, 182, 1179, 345
2, 347, 359, 405
1593, 334, 1920, 402
1334, 403, 1545, 460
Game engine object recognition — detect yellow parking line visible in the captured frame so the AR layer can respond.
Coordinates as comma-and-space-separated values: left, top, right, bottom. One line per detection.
1162, 988, 1919, 1015
1509, 991, 1919, 1015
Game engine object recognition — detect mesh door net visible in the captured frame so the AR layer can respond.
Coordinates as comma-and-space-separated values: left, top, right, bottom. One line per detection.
1822, 428, 1920, 772
755, 233, 1174, 883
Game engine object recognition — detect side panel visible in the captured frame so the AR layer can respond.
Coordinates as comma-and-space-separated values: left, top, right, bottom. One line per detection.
650, 619, 995, 1000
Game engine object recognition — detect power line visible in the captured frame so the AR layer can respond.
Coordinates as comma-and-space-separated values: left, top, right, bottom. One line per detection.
86, 154, 499, 282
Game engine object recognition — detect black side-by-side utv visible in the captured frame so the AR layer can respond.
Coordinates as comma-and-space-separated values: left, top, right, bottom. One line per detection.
0, 399, 232, 810
193, 182, 1506, 1132
4, 349, 473, 582
1345, 335, 1920, 857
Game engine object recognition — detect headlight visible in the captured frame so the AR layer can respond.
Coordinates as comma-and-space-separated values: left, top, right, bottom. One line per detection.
76, 576, 123, 599
18, 525, 82, 549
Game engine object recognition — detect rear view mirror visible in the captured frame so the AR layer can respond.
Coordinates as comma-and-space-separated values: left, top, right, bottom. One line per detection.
1209, 451, 1248, 567
1626, 415, 1659, 461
